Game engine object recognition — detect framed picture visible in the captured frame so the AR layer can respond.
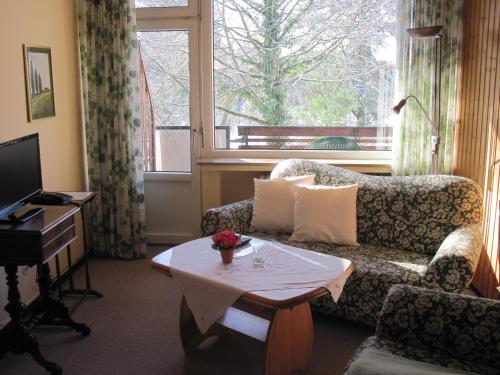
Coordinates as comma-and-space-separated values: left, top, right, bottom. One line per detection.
23, 45, 55, 121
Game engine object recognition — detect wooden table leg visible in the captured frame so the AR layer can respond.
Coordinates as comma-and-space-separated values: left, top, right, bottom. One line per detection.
265, 302, 313, 375
178, 296, 313, 375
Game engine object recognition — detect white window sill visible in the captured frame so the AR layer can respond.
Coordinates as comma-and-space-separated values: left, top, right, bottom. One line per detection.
144, 172, 193, 181
197, 157, 392, 174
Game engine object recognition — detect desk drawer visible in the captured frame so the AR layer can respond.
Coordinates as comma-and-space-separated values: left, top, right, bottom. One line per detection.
41, 215, 74, 247
0, 205, 79, 266
42, 224, 76, 263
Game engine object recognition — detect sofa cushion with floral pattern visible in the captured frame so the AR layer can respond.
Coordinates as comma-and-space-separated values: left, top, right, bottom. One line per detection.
270, 159, 482, 256
343, 285, 500, 375
200, 159, 484, 326
242, 232, 431, 326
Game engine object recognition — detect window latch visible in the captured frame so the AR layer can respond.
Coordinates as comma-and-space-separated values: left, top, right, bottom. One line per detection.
192, 128, 197, 148
199, 122, 204, 148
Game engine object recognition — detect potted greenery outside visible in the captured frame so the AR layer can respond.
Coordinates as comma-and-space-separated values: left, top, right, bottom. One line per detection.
211, 229, 239, 264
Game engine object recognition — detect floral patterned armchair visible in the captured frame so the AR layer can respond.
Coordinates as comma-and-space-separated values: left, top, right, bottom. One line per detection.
343, 285, 500, 374
201, 159, 483, 326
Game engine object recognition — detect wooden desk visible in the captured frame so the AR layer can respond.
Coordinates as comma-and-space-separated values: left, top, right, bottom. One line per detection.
0, 205, 90, 375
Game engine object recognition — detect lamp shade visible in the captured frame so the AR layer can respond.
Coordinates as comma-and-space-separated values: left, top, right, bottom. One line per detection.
392, 98, 407, 114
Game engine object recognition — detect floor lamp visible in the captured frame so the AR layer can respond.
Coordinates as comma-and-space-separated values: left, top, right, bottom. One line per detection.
393, 25, 443, 174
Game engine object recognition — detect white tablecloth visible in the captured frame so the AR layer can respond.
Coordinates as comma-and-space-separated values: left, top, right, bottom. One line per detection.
170, 237, 352, 333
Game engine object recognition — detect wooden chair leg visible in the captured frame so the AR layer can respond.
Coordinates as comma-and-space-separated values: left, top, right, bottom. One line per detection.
265, 302, 313, 375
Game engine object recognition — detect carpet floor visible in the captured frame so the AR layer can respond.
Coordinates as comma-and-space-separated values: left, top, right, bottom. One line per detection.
1, 247, 373, 375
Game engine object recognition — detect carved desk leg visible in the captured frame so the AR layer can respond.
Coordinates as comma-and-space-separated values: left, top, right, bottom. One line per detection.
36, 263, 91, 336
0, 266, 62, 375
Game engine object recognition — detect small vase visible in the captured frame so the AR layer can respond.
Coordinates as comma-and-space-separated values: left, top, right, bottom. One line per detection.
219, 248, 235, 264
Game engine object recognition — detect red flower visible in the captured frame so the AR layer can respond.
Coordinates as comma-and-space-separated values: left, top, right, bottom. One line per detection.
212, 229, 239, 249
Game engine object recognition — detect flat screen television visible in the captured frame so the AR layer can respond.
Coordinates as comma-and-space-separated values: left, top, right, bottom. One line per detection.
0, 133, 43, 220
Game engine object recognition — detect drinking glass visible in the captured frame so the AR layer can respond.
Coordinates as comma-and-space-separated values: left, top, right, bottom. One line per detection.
251, 242, 266, 267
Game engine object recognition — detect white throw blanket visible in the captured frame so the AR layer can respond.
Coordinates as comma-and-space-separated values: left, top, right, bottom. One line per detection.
170, 237, 352, 333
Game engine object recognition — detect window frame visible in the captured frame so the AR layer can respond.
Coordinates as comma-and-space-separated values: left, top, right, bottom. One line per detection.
136, 0, 197, 18
137, 1, 393, 163
137, 3, 202, 174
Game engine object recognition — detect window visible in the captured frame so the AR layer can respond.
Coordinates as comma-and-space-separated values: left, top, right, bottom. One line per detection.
138, 30, 191, 172
136, 3, 199, 172
137, 1, 397, 165
209, 0, 396, 153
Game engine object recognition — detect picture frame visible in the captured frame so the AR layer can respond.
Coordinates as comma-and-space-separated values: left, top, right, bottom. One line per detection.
23, 45, 55, 121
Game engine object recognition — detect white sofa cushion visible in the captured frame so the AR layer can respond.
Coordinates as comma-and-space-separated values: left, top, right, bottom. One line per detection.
290, 184, 359, 246
250, 175, 315, 233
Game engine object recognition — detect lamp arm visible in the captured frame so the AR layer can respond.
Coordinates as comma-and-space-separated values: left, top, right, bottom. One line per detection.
404, 95, 434, 128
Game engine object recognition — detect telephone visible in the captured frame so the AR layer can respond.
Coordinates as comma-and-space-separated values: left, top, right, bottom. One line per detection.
31, 191, 73, 205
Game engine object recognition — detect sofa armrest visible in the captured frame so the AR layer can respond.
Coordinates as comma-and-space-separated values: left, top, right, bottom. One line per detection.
422, 224, 482, 292
200, 199, 254, 236
376, 285, 500, 368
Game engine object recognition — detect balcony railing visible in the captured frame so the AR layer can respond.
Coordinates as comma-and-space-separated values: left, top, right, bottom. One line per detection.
147, 125, 391, 171
234, 125, 392, 151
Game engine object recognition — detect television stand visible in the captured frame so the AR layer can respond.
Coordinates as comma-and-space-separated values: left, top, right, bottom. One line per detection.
6, 207, 45, 224
0, 205, 90, 374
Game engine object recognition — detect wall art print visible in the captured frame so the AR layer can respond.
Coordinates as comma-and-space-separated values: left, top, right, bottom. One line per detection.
23, 45, 55, 121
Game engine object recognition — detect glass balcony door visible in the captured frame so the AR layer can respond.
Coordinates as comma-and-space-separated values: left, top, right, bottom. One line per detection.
137, 15, 202, 243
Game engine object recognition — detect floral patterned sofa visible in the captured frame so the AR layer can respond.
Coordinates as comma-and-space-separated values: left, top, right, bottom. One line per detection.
344, 285, 500, 375
201, 159, 483, 326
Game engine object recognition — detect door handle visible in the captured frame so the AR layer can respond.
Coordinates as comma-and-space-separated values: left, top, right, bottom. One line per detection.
192, 128, 197, 148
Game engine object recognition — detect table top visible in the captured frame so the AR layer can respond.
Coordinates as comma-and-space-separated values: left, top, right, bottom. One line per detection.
59, 191, 96, 206
152, 240, 352, 310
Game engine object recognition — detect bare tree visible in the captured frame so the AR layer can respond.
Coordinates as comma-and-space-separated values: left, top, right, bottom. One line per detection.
137, 0, 396, 139
138, 31, 190, 128
214, 0, 395, 127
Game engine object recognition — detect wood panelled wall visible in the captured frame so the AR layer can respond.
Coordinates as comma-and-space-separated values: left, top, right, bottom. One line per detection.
454, 0, 500, 299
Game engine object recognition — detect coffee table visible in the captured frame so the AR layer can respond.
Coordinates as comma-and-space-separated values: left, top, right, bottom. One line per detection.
152, 240, 352, 375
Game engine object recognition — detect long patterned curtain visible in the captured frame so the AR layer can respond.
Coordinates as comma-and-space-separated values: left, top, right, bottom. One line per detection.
78, 0, 147, 259
393, 0, 464, 175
